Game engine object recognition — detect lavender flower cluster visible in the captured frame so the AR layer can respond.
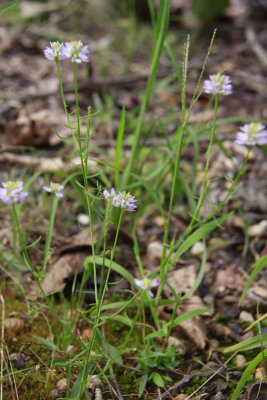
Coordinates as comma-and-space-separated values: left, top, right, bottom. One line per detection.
204, 74, 267, 146
0, 181, 28, 205
234, 122, 267, 146
0, 181, 64, 205
103, 188, 137, 212
203, 73, 232, 96
44, 40, 89, 63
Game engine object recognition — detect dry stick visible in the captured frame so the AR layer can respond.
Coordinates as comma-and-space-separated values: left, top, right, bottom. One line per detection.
158, 353, 237, 400
0, 294, 4, 400
3, 345, 19, 400
245, 26, 267, 66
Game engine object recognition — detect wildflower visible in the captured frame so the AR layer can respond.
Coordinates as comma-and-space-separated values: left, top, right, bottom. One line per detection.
61, 41, 89, 63
134, 276, 159, 298
103, 188, 137, 212
43, 182, 64, 198
235, 122, 267, 146
0, 181, 28, 205
44, 41, 65, 61
203, 73, 232, 95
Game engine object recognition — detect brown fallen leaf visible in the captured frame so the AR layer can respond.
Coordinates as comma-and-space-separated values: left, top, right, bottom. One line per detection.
213, 264, 242, 290
163, 265, 209, 349
4, 317, 25, 331
164, 264, 197, 297
3, 109, 52, 147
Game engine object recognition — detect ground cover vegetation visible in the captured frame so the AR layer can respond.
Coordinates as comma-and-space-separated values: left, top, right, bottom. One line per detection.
0, 0, 267, 399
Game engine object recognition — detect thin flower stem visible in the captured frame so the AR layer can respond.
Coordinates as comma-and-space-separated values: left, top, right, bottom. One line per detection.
72, 64, 97, 304
121, 294, 144, 350
11, 204, 48, 300
157, 38, 190, 303
55, 60, 78, 148
12, 216, 17, 256
78, 210, 124, 399
41, 194, 59, 274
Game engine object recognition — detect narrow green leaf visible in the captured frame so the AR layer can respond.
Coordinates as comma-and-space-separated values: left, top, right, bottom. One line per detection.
115, 107, 125, 189
171, 212, 232, 263
231, 349, 267, 400
84, 255, 135, 286
32, 334, 60, 352
138, 374, 148, 398
171, 308, 211, 328
106, 343, 123, 365
0, 0, 18, 14
151, 372, 165, 388
222, 334, 267, 353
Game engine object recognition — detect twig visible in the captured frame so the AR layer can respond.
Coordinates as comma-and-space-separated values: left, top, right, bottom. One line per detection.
0, 293, 4, 400
245, 26, 267, 66
158, 353, 237, 399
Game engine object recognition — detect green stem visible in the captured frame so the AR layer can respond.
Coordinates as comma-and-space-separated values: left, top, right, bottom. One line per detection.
12, 215, 17, 256
55, 60, 78, 148
11, 204, 48, 299
121, 294, 144, 350
77, 210, 124, 399
41, 194, 58, 274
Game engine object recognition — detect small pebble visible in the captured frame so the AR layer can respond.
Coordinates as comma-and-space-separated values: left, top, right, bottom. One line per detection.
248, 220, 267, 237
147, 241, 163, 259
239, 311, 254, 323
191, 241, 205, 255
234, 354, 246, 367
9, 353, 27, 369
254, 367, 266, 379
77, 213, 90, 226
209, 339, 220, 348
56, 378, 67, 390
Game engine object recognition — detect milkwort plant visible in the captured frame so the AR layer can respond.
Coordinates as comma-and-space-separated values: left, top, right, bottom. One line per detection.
41, 31, 248, 398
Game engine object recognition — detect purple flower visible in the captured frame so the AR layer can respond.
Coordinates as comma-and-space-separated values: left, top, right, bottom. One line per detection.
61, 41, 89, 63
134, 276, 159, 297
44, 41, 65, 61
43, 182, 64, 198
203, 73, 232, 96
0, 181, 28, 205
103, 188, 137, 212
235, 122, 267, 146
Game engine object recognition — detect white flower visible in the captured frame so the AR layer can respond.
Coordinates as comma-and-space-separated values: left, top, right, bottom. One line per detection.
203, 73, 232, 95
103, 188, 137, 212
134, 276, 159, 297
43, 182, 64, 198
44, 41, 65, 61
61, 41, 89, 63
235, 122, 267, 146
0, 181, 28, 205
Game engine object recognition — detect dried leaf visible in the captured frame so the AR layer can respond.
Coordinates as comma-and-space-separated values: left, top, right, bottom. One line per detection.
213, 264, 242, 290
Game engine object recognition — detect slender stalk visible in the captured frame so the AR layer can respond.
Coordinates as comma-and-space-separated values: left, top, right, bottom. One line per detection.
55, 60, 78, 148
41, 195, 58, 274
72, 63, 97, 304
12, 216, 17, 256
77, 210, 124, 399
11, 204, 48, 300
121, 294, 144, 350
